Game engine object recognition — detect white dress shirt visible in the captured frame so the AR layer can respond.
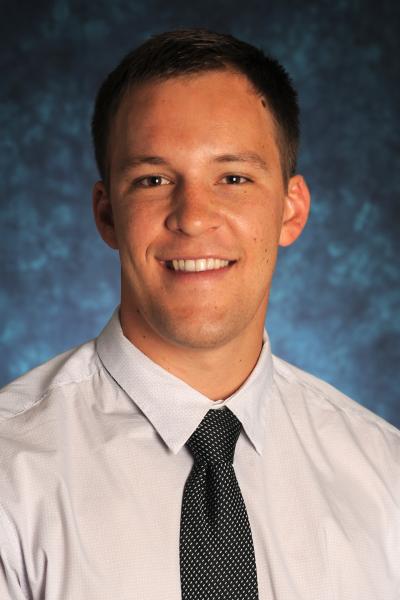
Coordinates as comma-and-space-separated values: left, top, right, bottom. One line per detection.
0, 307, 399, 600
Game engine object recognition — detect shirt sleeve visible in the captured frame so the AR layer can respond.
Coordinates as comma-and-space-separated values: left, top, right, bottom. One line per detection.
0, 504, 29, 600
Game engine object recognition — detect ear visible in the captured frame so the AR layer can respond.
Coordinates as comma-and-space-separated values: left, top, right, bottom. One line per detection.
279, 175, 311, 247
92, 181, 119, 250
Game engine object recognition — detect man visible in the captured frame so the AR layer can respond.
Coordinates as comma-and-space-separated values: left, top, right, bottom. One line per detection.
0, 29, 399, 600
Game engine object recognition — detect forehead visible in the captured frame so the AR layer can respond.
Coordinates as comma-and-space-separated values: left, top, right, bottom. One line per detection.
109, 70, 280, 168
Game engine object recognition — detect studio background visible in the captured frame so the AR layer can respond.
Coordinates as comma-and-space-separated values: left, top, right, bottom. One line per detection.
1, 0, 399, 428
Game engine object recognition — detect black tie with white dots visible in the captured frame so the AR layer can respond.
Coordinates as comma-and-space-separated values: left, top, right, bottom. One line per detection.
179, 406, 259, 599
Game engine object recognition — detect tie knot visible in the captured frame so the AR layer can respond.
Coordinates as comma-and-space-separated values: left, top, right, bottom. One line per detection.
186, 407, 242, 464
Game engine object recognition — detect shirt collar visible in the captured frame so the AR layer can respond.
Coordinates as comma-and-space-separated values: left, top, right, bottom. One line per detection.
96, 307, 274, 456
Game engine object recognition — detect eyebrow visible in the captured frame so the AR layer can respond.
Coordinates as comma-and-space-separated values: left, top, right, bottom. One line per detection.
214, 153, 269, 171
118, 152, 269, 173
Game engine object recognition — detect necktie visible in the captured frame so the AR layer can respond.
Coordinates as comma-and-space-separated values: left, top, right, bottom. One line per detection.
179, 406, 259, 599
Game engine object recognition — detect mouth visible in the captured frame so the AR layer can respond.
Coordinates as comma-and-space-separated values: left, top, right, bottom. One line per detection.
163, 258, 237, 273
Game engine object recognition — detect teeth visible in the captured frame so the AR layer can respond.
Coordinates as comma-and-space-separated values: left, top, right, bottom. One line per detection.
170, 258, 230, 272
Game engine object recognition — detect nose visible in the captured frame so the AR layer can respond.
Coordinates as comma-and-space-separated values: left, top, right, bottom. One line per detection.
165, 181, 224, 237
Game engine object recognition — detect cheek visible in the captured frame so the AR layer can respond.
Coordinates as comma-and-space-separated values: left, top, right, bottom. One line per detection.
237, 205, 281, 256
249, 221, 281, 285
253, 232, 279, 273
114, 203, 157, 259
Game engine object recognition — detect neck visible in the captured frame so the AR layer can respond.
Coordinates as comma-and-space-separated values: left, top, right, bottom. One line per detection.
119, 306, 266, 401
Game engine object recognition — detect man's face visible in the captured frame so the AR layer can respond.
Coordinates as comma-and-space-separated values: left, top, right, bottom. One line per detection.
94, 69, 309, 350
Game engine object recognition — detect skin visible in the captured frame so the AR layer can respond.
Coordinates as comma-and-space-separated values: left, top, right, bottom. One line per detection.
93, 69, 310, 400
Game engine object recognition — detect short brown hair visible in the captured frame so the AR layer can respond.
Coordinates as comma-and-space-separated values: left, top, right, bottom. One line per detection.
91, 28, 300, 186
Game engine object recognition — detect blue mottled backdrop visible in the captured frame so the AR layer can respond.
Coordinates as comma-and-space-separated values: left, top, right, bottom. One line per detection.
1, 1, 399, 428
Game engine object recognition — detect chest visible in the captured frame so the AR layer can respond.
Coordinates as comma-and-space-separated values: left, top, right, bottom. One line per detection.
14, 436, 398, 599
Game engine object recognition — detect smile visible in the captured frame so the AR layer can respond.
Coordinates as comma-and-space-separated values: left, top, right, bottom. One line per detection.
165, 258, 236, 272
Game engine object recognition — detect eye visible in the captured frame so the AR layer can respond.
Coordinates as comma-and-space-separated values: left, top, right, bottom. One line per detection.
222, 175, 250, 185
134, 175, 171, 187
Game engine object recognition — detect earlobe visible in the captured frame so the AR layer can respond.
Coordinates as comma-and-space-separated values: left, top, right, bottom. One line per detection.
279, 175, 311, 247
92, 181, 119, 250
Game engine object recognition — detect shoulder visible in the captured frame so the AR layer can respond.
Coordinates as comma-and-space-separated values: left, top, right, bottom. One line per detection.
0, 339, 101, 423
271, 353, 400, 447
